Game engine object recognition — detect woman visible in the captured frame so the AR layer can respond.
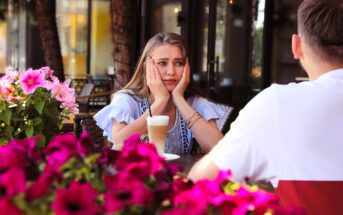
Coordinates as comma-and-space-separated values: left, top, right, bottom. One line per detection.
94, 32, 224, 155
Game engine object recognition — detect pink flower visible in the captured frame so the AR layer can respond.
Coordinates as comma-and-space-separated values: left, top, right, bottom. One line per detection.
232, 187, 281, 214
61, 101, 79, 115
2, 67, 19, 83
115, 134, 166, 179
52, 181, 99, 215
0, 199, 22, 215
76, 131, 93, 157
44, 133, 79, 169
104, 172, 153, 213
46, 78, 76, 104
26, 169, 62, 201
0, 79, 14, 99
0, 168, 26, 198
96, 147, 120, 165
0, 145, 28, 172
9, 137, 42, 162
171, 186, 209, 215
19, 68, 46, 94
169, 179, 223, 215
39, 66, 54, 79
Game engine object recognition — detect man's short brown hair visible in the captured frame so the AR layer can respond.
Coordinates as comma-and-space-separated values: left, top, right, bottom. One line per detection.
298, 0, 343, 64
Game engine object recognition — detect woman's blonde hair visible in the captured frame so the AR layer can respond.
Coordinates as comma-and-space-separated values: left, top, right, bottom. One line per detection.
123, 32, 205, 98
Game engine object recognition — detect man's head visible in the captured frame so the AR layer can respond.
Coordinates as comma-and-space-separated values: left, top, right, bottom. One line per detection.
295, 0, 343, 66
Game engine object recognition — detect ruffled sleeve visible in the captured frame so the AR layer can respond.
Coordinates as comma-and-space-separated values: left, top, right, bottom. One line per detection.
188, 96, 229, 124
93, 90, 141, 144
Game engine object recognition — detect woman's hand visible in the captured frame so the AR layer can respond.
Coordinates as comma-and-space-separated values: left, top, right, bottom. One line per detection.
146, 57, 170, 101
172, 58, 190, 101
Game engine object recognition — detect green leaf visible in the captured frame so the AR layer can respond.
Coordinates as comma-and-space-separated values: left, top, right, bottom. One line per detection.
34, 100, 45, 114
33, 117, 42, 126
0, 109, 12, 124
25, 125, 34, 137
36, 134, 45, 148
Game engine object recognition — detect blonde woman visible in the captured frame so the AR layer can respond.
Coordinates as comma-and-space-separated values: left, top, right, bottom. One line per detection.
94, 32, 224, 155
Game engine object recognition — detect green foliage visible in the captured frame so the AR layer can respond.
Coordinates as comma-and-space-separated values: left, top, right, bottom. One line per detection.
0, 67, 78, 147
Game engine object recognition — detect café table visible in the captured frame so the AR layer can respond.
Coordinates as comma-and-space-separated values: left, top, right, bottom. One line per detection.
169, 153, 204, 177
169, 153, 275, 193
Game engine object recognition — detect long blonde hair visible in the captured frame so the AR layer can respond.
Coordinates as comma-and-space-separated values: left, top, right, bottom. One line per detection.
124, 32, 206, 98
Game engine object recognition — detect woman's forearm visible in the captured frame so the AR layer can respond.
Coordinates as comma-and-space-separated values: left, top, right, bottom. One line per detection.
173, 96, 224, 152
112, 97, 169, 149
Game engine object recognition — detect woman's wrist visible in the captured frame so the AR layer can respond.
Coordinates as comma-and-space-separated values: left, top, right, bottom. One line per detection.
172, 94, 185, 105
154, 94, 170, 102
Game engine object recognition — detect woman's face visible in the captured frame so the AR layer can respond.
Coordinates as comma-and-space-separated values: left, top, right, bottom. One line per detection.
149, 44, 185, 92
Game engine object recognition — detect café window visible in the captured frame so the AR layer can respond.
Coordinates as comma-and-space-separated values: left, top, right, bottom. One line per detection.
150, 0, 182, 34
0, 20, 7, 72
56, 0, 113, 79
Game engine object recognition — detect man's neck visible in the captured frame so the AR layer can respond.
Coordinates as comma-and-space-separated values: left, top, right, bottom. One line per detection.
306, 62, 343, 80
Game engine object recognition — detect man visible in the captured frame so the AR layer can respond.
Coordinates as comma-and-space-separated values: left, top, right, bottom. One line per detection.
189, 0, 343, 214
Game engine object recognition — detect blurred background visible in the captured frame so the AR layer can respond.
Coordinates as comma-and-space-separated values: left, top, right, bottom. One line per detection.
0, 0, 305, 123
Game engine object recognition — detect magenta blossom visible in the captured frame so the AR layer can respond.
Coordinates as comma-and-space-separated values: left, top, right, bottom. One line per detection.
44, 133, 79, 169
52, 181, 99, 215
39, 66, 54, 79
0, 199, 22, 215
9, 137, 42, 162
115, 134, 166, 179
76, 131, 94, 157
26, 169, 62, 201
0, 79, 14, 100
0, 168, 26, 198
1, 67, 19, 83
46, 77, 76, 104
0, 145, 28, 172
104, 172, 153, 213
19, 68, 46, 94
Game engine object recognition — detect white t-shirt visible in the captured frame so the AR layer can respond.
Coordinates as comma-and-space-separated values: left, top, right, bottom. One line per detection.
210, 69, 343, 187
94, 89, 225, 154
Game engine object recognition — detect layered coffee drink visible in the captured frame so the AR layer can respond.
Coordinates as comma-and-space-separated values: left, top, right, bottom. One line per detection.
147, 115, 169, 155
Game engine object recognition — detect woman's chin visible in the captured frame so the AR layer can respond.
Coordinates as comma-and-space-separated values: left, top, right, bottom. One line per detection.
166, 86, 175, 93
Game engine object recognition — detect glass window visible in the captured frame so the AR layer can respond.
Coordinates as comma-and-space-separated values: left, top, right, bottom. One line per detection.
251, 0, 265, 92
56, 0, 88, 79
90, 0, 113, 77
150, 0, 181, 34
0, 20, 7, 72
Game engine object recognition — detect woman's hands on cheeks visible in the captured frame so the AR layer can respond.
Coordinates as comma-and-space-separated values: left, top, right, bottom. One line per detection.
172, 58, 190, 102
146, 57, 170, 102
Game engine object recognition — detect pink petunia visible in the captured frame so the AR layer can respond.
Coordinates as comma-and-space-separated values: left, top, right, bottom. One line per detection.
76, 131, 93, 157
0, 79, 14, 100
0, 199, 22, 215
115, 134, 166, 179
52, 181, 99, 215
61, 101, 79, 115
44, 133, 79, 169
0, 145, 28, 172
19, 68, 46, 94
26, 169, 62, 201
0, 168, 26, 198
39, 66, 55, 79
2, 67, 19, 83
9, 137, 42, 162
104, 172, 153, 213
46, 78, 76, 104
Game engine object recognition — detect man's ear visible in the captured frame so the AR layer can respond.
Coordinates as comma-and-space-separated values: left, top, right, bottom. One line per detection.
292, 34, 303, 59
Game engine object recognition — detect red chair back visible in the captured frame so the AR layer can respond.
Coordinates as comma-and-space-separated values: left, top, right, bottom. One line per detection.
276, 180, 343, 215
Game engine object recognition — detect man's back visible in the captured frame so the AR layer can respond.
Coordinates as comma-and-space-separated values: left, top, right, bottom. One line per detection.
210, 69, 343, 186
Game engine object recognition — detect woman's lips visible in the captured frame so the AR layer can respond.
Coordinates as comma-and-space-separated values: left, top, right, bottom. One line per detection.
163, 80, 177, 85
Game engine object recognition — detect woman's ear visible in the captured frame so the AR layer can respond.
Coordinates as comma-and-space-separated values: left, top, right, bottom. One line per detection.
292, 34, 303, 59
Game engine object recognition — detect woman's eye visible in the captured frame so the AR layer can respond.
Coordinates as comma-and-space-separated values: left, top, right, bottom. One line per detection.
157, 61, 167, 66
175, 61, 185, 66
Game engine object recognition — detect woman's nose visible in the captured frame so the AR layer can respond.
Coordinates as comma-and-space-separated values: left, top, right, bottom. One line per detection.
166, 64, 176, 75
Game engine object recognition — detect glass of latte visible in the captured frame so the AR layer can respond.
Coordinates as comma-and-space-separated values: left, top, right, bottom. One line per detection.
147, 115, 169, 155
